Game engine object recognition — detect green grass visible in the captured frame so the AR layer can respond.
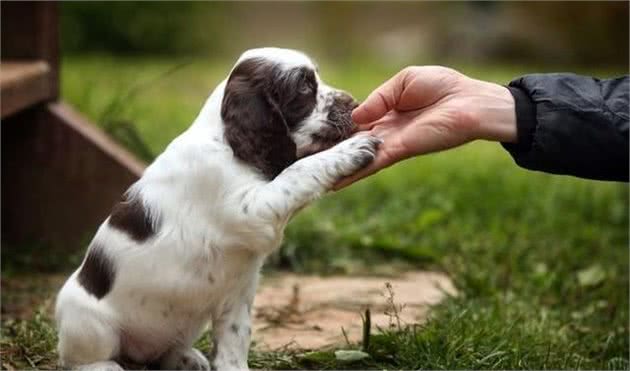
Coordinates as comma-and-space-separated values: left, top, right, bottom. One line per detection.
1, 54, 627, 369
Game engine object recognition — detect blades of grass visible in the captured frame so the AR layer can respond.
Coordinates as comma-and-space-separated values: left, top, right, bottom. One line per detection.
340, 326, 350, 347
109, 120, 155, 161
362, 308, 371, 352
99, 60, 193, 161
100, 60, 192, 124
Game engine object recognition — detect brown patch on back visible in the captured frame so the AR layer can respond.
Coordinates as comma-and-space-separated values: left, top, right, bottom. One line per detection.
109, 195, 156, 241
77, 243, 115, 299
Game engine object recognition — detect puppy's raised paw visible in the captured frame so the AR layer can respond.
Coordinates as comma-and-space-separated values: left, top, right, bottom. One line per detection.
333, 134, 382, 176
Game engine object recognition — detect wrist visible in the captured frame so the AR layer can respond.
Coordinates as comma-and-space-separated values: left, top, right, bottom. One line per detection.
471, 80, 518, 143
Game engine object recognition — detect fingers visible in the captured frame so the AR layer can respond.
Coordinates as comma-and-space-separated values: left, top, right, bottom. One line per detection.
351, 69, 409, 125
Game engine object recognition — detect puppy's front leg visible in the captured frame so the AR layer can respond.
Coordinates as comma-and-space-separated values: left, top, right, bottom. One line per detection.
249, 134, 381, 220
210, 302, 252, 371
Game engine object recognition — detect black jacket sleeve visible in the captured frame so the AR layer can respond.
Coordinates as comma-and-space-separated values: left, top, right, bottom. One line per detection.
501, 73, 629, 182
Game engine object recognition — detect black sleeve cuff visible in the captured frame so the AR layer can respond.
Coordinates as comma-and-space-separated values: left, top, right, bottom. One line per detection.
501, 85, 538, 153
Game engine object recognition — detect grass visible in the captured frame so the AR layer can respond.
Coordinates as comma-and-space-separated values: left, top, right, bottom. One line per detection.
1, 54, 627, 369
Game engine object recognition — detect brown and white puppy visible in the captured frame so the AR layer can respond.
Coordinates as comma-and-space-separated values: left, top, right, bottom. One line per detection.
55, 47, 381, 371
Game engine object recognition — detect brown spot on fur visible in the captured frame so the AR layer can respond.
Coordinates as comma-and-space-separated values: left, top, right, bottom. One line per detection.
109, 194, 157, 241
181, 356, 191, 367
77, 243, 115, 299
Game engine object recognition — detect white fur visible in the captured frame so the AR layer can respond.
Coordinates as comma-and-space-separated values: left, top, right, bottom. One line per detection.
55, 48, 380, 371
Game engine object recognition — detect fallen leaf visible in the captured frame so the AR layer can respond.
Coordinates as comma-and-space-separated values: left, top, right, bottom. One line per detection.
577, 265, 606, 287
334, 350, 370, 362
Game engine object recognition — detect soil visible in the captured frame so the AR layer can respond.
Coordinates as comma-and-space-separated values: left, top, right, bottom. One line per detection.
252, 271, 456, 350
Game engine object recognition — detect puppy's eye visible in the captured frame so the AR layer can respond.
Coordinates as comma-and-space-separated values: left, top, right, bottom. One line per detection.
298, 83, 313, 95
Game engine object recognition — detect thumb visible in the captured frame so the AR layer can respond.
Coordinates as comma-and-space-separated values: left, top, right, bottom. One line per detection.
351, 70, 407, 125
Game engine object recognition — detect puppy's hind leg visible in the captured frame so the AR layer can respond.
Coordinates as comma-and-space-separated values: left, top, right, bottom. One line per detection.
160, 347, 210, 370
76, 361, 124, 371
57, 309, 121, 370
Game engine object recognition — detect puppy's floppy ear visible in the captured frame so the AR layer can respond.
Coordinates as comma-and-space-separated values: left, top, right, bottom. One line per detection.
221, 57, 297, 180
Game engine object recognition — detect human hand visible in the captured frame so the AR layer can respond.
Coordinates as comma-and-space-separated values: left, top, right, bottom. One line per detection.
335, 66, 517, 189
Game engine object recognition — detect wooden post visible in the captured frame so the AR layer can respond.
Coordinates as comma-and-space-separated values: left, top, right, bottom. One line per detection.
1, 1, 59, 102
1, 2, 146, 250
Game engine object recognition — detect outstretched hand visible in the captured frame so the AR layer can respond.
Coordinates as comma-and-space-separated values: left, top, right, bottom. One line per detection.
335, 66, 517, 190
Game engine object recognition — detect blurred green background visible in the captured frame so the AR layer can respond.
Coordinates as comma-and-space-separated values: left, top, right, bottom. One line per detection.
2, 2, 628, 370
61, 2, 628, 65
58, 1, 629, 159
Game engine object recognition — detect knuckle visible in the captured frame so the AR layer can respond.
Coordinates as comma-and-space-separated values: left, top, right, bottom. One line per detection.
401, 66, 423, 82
401, 66, 418, 75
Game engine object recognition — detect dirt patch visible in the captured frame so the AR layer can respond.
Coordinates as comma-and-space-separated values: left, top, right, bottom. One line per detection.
252, 271, 456, 350
1, 270, 455, 356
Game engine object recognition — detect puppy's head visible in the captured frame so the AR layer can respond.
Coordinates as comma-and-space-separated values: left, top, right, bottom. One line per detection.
221, 47, 357, 179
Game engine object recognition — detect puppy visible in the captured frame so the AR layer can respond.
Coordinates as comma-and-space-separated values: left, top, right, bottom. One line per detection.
55, 47, 381, 371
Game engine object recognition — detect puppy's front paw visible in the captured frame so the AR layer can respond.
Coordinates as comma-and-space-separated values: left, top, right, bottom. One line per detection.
333, 134, 382, 176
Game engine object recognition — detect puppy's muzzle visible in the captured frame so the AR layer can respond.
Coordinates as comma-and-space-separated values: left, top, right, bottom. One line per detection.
323, 92, 359, 140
